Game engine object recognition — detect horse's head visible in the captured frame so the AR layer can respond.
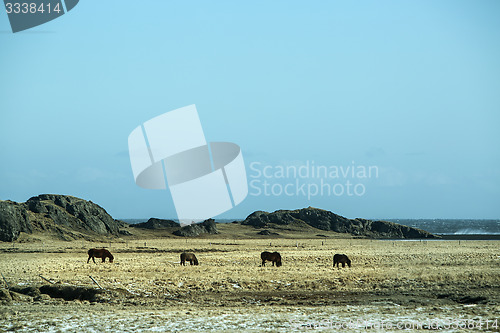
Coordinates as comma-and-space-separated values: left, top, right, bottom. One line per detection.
109, 253, 114, 263
275, 253, 282, 267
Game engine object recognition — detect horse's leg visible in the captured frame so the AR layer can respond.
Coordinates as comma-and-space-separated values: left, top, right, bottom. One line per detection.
102, 257, 106, 263
92, 256, 96, 264
342, 262, 345, 268
261, 260, 265, 267
87, 256, 91, 263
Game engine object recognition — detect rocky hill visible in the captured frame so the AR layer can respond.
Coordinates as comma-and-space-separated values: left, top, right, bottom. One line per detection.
241, 207, 438, 239
1, 196, 438, 241
129, 218, 218, 237
172, 219, 219, 237
131, 218, 179, 229
0, 194, 125, 242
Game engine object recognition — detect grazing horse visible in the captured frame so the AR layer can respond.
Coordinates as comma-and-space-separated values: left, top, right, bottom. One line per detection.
180, 252, 199, 266
87, 248, 114, 263
333, 254, 351, 268
261, 251, 282, 267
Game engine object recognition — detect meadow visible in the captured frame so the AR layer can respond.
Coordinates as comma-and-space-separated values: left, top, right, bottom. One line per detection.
0, 234, 499, 332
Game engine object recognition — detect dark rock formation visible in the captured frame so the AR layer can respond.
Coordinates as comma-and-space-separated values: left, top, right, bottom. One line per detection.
131, 218, 179, 229
173, 219, 219, 237
0, 201, 32, 242
257, 229, 279, 236
39, 285, 105, 302
242, 207, 438, 239
0, 194, 122, 242
3, 284, 132, 304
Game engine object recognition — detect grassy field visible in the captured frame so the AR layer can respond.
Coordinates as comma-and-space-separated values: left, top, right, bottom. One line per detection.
0, 234, 499, 332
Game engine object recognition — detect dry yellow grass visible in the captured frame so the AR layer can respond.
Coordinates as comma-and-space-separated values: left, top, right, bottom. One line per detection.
1, 237, 498, 294
1, 236, 499, 332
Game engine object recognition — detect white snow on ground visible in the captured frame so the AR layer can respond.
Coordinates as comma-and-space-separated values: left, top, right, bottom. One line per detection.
1, 304, 496, 333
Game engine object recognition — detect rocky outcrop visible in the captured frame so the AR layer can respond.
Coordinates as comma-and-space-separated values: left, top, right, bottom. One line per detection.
0, 194, 122, 242
173, 219, 219, 237
131, 218, 179, 229
257, 229, 280, 236
242, 207, 438, 239
0, 201, 32, 242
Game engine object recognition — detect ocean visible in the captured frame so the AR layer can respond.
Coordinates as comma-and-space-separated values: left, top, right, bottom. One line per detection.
385, 219, 500, 235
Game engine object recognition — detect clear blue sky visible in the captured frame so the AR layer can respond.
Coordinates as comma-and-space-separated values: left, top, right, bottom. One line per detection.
1, 1, 499, 220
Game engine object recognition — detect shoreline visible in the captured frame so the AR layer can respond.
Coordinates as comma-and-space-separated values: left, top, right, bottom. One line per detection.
438, 234, 500, 241
382, 234, 500, 241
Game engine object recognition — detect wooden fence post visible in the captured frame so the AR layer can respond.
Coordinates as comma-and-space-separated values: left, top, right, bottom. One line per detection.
1, 273, 9, 289
39, 275, 54, 284
89, 276, 103, 289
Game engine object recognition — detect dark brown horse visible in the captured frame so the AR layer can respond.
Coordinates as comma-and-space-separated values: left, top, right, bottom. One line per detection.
180, 252, 199, 266
333, 254, 351, 268
261, 251, 282, 267
87, 248, 114, 263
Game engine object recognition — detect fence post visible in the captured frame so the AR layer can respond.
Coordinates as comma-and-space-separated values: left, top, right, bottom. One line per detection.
89, 276, 103, 289
39, 275, 54, 284
1, 273, 9, 289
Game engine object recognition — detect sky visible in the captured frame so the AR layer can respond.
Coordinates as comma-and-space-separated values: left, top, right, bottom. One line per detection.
1, 1, 499, 220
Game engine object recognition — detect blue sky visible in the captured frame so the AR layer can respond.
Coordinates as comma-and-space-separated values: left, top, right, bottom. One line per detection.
1, 1, 499, 220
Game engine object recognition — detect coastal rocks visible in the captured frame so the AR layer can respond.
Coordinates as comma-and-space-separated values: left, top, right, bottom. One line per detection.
27, 194, 120, 236
173, 219, 219, 237
131, 218, 179, 229
0, 201, 32, 242
242, 207, 437, 239
0, 194, 122, 242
